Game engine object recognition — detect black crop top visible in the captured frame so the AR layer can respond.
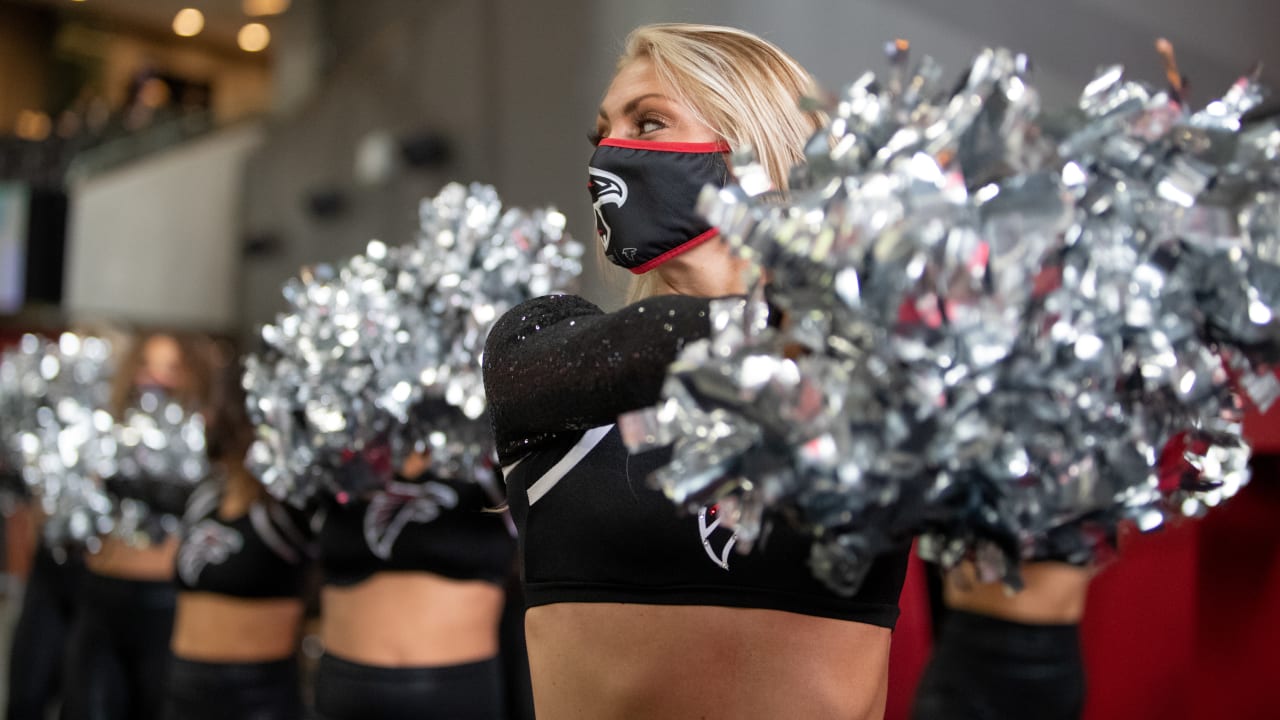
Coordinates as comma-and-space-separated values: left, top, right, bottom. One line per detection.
174, 481, 315, 599
483, 294, 909, 627
318, 474, 515, 588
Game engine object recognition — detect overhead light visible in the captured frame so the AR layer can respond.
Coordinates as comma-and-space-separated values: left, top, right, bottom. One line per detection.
243, 0, 291, 16
173, 8, 205, 37
237, 22, 270, 52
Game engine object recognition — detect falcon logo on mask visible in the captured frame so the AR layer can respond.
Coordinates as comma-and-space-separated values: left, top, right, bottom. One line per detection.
587, 138, 730, 272
588, 167, 628, 250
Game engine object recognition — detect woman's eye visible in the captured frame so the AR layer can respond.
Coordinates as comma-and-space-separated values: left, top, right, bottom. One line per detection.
638, 118, 666, 135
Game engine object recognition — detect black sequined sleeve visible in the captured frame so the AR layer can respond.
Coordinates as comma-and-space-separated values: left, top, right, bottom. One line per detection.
483, 294, 713, 462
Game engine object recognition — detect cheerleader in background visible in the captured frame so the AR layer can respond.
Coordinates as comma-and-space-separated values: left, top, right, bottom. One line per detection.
913, 422, 1194, 719
238, 181, 552, 719
311, 411, 516, 720
912, 562, 1090, 720
163, 354, 315, 720
5, 327, 119, 720
62, 331, 214, 720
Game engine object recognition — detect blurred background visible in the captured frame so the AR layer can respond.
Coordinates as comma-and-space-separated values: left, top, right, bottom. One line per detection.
2, 0, 1279, 336
0, 0, 1278, 718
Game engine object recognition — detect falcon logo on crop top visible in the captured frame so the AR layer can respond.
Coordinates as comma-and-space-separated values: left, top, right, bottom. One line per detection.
698, 504, 739, 571
177, 520, 244, 586
363, 480, 460, 560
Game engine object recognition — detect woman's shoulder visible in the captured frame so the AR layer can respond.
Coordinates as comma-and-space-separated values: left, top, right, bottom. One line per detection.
487, 294, 604, 348
502, 294, 604, 324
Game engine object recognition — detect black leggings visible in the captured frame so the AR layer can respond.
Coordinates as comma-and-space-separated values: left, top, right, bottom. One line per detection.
313, 653, 503, 720
162, 656, 302, 720
6, 544, 84, 720
912, 609, 1086, 720
61, 573, 176, 720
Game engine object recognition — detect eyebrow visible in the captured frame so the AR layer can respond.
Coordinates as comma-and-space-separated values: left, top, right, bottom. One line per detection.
597, 93, 669, 120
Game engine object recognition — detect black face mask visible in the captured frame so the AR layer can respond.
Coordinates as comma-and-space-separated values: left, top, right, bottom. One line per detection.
588, 138, 730, 273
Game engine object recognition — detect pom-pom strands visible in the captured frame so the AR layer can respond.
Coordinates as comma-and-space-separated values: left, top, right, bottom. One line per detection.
0, 334, 209, 552
245, 182, 583, 504
105, 389, 209, 546
1, 334, 116, 551
621, 47, 1280, 593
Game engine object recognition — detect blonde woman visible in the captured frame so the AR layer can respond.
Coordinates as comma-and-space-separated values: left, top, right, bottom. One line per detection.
483, 24, 910, 720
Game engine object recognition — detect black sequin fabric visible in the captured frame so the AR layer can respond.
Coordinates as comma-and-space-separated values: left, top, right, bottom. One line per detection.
482, 294, 712, 464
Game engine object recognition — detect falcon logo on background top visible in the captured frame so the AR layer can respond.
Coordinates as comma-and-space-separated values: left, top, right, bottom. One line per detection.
177, 520, 244, 586
588, 167, 628, 250
698, 504, 738, 571
363, 480, 460, 560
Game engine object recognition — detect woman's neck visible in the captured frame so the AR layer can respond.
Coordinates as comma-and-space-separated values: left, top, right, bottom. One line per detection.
650, 239, 749, 298
221, 463, 261, 516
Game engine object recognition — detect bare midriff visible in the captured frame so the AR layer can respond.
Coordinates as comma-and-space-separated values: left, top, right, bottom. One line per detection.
525, 603, 893, 720
321, 572, 504, 666
945, 561, 1092, 624
171, 593, 305, 662
85, 535, 180, 581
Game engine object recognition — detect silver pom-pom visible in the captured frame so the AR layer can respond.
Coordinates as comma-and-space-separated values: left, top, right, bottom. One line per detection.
1, 333, 117, 553
1, 335, 211, 552
246, 181, 583, 505
624, 45, 1279, 593
104, 389, 209, 546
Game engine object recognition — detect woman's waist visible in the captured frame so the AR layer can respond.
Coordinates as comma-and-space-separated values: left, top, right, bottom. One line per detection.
171, 593, 305, 662
525, 602, 891, 720
944, 561, 1092, 624
527, 600, 893, 654
321, 573, 504, 665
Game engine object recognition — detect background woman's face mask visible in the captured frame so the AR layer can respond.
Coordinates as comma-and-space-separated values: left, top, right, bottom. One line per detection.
588, 138, 730, 273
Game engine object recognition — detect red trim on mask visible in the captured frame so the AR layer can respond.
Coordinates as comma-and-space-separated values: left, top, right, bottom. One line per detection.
598, 138, 732, 154
629, 227, 721, 275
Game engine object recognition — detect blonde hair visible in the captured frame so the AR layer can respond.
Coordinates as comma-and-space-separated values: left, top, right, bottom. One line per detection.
612, 24, 826, 302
